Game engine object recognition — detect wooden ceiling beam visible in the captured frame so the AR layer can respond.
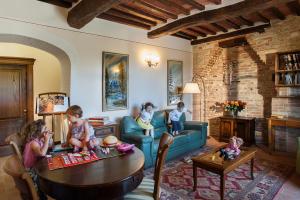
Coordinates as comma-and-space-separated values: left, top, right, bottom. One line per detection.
139, 0, 188, 16
191, 23, 270, 45
256, 12, 270, 23
189, 27, 207, 37
116, 4, 167, 23
156, 0, 190, 15
225, 19, 240, 29
98, 13, 151, 30
172, 33, 192, 40
136, 0, 178, 19
270, 7, 286, 20
107, 8, 157, 26
184, 0, 205, 10
68, 0, 128, 29
287, 1, 300, 16
237, 16, 254, 26
197, 26, 217, 35
211, 22, 228, 33
38, 0, 72, 8
148, 0, 295, 38
175, 31, 197, 40
207, 0, 222, 5
181, 29, 200, 37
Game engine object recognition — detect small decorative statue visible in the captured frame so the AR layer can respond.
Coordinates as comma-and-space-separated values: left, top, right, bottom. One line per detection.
219, 136, 244, 160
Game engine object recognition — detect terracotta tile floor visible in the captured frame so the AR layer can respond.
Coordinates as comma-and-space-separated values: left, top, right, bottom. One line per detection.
0, 137, 299, 200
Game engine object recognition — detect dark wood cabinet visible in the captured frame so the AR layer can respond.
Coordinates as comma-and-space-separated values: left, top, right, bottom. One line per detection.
93, 124, 120, 139
219, 116, 255, 146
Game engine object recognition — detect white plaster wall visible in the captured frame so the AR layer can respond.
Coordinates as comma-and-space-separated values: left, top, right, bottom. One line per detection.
0, 0, 193, 122
0, 43, 62, 119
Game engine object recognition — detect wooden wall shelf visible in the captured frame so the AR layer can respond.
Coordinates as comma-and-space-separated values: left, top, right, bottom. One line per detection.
275, 50, 300, 88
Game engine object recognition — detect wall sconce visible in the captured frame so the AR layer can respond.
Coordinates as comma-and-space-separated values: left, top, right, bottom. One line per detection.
145, 54, 160, 68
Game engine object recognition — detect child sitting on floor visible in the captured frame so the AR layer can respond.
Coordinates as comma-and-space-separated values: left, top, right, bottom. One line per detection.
169, 102, 192, 136
65, 105, 99, 152
137, 102, 155, 138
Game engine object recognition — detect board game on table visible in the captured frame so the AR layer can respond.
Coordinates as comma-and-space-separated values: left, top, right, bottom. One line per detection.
47, 148, 125, 170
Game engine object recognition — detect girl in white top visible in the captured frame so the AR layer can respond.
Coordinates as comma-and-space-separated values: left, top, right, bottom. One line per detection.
169, 102, 192, 135
136, 102, 155, 138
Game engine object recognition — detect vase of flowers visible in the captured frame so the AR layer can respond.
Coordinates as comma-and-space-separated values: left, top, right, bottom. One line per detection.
223, 100, 246, 117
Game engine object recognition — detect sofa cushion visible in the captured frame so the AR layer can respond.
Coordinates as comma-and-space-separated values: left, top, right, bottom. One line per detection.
122, 116, 143, 134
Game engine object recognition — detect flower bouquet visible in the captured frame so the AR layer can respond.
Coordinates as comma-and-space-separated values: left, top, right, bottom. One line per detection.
223, 100, 246, 117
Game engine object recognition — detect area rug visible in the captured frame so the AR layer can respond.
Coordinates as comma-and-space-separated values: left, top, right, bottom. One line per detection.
144, 148, 294, 200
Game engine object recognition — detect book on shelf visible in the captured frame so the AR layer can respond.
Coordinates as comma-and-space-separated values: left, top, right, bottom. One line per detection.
87, 116, 112, 127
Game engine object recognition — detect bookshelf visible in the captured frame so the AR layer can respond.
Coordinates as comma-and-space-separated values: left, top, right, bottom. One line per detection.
275, 50, 300, 87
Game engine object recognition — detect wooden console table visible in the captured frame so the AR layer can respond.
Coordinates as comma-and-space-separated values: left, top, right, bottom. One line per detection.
268, 117, 300, 153
219, 116, 255, 146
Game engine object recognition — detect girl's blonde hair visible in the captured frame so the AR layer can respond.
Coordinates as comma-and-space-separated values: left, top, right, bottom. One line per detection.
66, 105, 83, 118
22, 119, 46, 142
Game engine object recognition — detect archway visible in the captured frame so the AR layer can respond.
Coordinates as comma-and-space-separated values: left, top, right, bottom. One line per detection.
0, 34, 72, 141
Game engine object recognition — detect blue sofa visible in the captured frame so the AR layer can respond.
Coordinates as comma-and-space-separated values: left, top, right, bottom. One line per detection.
120, 110, 208, 168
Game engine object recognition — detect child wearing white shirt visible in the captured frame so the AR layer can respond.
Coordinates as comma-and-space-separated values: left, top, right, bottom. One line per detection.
137, 102, 155, 138
169, 102, 192, 136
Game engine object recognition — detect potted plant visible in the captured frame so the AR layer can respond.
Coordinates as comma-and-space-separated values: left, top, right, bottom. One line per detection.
223, 100, 246, 117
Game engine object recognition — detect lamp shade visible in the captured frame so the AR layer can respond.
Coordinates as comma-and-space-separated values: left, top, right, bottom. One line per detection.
182, 82, 200, 94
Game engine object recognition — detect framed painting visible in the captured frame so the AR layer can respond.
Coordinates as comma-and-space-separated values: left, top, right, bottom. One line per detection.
102, 52, 129, 111
36, 93, 70, 114
167, 60, 183, 105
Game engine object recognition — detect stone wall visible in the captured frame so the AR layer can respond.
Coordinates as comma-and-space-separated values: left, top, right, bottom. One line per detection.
193, 16, 300, 146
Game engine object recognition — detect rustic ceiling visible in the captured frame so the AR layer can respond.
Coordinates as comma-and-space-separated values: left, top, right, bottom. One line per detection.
38, 0, 300, 45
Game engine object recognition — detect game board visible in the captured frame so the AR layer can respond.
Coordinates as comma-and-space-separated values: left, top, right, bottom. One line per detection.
47, 149, 127, 170
47, 151, 100, 170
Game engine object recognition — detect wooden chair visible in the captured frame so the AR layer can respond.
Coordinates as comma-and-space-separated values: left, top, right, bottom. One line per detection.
5, 133, 24, 162
3, 155, 39, 200
124, 132, 174, 200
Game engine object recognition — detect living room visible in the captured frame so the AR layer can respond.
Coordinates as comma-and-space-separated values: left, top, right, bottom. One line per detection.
0, 0, 300, 200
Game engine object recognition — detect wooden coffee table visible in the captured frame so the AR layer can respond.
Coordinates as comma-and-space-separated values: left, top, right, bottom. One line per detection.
192, 145, 256, 200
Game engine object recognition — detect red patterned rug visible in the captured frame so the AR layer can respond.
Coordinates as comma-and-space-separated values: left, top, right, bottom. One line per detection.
145, 148, 294, 200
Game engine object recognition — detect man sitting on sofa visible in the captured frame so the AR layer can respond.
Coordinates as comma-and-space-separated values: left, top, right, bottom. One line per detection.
121, 109, 208, 168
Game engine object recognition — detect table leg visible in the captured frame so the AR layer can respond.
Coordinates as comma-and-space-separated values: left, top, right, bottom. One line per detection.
220, 174, 225, 200
193, 164, 197, 191
250, 158, 254, 180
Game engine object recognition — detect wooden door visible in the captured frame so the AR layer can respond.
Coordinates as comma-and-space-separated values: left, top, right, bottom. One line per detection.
0, 57, 34, 145
0, 65, 27, 143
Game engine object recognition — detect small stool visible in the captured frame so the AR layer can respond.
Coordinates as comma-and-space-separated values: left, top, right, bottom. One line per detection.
297, 137, 300, 175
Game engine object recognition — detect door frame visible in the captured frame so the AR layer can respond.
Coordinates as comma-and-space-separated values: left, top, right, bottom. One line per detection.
0, 56, 35, 123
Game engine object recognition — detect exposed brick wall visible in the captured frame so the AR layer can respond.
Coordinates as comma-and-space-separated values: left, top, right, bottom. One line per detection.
193, 16, 300, 146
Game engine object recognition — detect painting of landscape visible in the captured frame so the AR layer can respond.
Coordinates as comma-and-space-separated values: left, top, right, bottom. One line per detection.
102, 52, 128, 111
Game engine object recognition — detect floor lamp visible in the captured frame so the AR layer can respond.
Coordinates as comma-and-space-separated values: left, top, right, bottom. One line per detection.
182, 74, 206, 122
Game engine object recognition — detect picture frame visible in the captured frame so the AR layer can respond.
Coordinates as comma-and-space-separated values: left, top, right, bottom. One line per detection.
36, 93, 70, 114
102, 52, 129, 111
167, 60, 183, 105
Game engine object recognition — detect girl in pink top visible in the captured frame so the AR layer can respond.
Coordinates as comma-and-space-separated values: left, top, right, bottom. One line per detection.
23, 119, 53, 168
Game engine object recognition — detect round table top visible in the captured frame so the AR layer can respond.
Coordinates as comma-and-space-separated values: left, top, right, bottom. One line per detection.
34, 147, 145, 187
